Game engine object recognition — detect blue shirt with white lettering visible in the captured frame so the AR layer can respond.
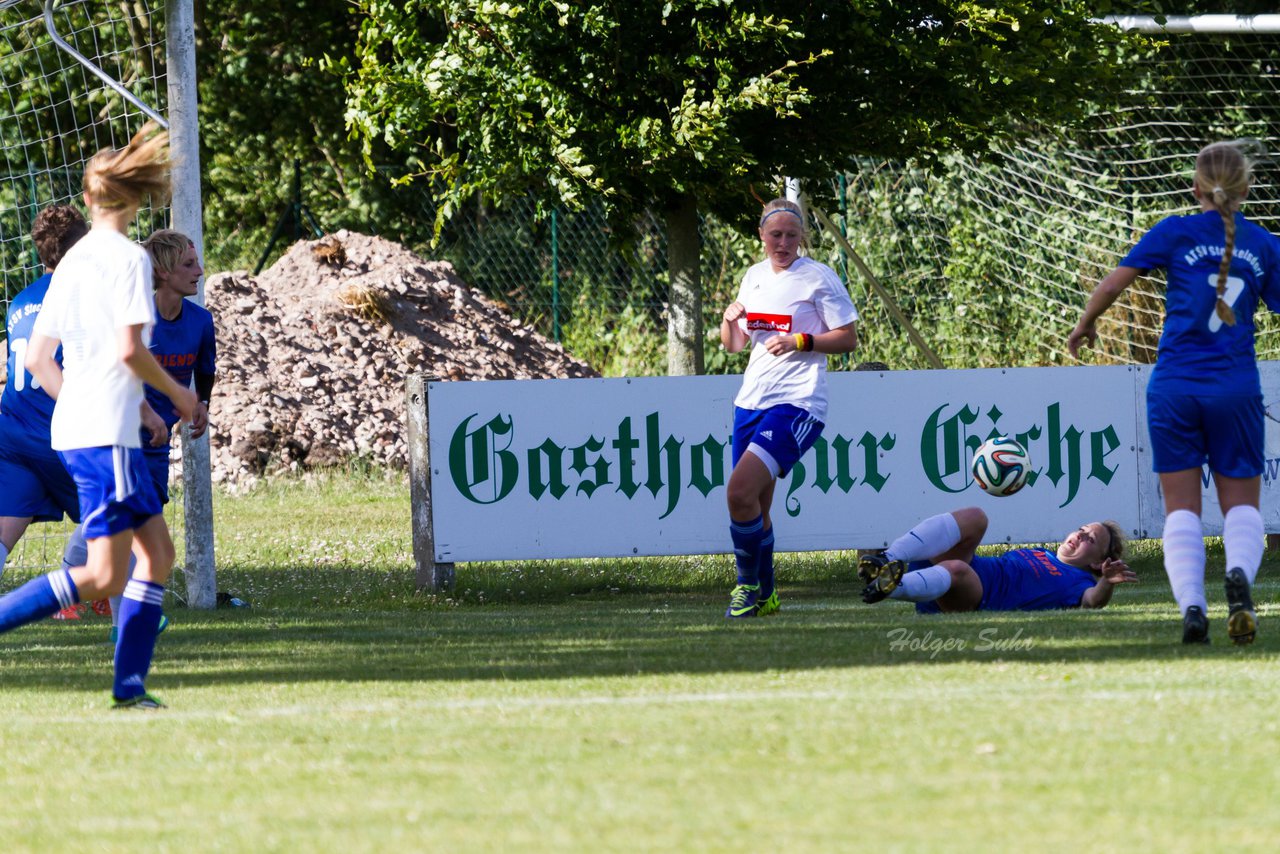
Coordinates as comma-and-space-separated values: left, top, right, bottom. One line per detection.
1120, 210, 1280, 396
2, 273, 61, 440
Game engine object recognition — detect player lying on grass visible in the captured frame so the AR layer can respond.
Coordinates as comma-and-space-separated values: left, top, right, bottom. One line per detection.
859, 506, 1136, 612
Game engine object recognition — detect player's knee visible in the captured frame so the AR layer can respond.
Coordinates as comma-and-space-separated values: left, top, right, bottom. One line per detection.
953, 506, 988, 536
725, 481, 760, 519
80, 562, 128, 596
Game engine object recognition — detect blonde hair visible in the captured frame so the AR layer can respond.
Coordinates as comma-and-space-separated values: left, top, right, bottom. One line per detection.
82, 121, 170, 210
1195, 141, 1253, 327
143, 228, 194, 283
758, 198, 805, 233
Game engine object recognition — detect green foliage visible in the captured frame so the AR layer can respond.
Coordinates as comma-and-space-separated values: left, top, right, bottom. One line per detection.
344, 1, 1150, 372
195, 1, 432, 271
347, 1, 1147, 227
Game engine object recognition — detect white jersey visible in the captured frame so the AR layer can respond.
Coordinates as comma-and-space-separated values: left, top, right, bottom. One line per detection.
32, 228, 155, 450
733, 256, 858, 421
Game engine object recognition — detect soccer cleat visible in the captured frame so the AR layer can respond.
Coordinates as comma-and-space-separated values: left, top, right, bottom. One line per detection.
725, 583, 761, 618
1182, 605, 1210, 645
857, 551, 891, 585
756, 590, 781, 617
52, 604, 85, 620
1224, 568, 1257, 646
112, 692, 166, 710
860, 556, 907, 604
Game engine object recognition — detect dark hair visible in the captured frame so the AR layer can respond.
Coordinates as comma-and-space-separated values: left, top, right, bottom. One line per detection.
855, 361, 890, 372
1195, 141, 1253, 327
1100, 520, 1125, 562
31, 204, 88, 270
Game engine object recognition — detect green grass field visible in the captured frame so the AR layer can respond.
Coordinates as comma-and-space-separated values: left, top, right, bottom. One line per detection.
2, 474, 1278, 851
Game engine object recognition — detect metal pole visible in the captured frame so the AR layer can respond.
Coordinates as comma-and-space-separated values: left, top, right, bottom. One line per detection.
167, 0, 216, 609
1096, 15, 1280, 33
551, 207, 560, 342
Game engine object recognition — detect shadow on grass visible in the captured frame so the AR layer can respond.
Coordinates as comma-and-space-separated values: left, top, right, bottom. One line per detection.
1, 580, 1275, 694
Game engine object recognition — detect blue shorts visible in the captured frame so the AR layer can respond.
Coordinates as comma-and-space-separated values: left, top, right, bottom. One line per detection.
732, 404, 824, 477
1147, 391, 1264, 478
0, 419, 80, 523
58, 446, 163, 539
144, 448, 172, 505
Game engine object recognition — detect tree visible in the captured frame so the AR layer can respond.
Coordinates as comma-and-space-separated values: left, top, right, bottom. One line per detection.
344, 1, 1148, 374
195, 0, 439, 272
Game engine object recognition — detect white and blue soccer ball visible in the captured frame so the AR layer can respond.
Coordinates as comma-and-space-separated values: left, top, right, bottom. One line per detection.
971, 436, 1031, 497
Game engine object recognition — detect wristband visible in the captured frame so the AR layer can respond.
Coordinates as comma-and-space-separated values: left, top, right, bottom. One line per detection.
794, 333, 804, 352
803, 333, 814, 352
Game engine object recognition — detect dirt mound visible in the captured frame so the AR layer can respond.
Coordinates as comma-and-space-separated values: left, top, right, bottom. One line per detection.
190, 230, 596, 487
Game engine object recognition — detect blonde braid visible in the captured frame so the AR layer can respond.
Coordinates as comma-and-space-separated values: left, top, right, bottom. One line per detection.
1195, 141, 1252, 328
1212, 186, 1237, 326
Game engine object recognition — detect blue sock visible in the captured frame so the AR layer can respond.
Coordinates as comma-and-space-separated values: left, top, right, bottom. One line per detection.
113, 579, 165, 701
730, 515, 765, 587
758, 527, 776, 598
0, 570, 79, 634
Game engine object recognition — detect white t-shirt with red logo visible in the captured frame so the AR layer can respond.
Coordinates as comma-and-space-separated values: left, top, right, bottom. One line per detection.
732, 256, 858, 421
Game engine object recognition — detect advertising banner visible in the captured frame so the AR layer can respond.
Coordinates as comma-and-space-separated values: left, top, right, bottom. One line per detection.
428, 365, 1167, 561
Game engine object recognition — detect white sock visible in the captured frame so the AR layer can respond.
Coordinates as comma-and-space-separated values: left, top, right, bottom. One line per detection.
886, 513, 962, 563
889, 564, 953, 602
1223, 504, 1264, 585
1163, 509, 1206, 616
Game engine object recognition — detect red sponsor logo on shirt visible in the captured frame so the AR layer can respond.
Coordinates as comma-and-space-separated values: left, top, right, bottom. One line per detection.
745, 312, 792, 333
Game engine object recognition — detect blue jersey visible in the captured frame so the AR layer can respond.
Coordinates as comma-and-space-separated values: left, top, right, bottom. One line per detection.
1121, 211, 1280, 396
0, 273, 79, 523
916, 548, 1095, 613
2, 273, 62, 439
143, 297, 216, 444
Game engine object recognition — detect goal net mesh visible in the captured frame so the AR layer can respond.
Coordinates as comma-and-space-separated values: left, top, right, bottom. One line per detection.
828, 30, 1280, 371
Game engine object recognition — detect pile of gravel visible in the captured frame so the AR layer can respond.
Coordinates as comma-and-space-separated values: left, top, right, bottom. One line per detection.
182, 230, 595, 488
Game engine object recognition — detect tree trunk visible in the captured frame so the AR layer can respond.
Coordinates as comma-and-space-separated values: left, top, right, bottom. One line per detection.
665, 193, 702, 375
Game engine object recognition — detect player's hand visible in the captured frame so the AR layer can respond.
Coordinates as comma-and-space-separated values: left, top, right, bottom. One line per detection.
140, 403, 168, 447
764, 333, 797, 356
189, 401, 209, 439
722, 302, 746, 323
1099, 558, 1137, 585
1067, 322, 1097, 359
170, 386, 199, 425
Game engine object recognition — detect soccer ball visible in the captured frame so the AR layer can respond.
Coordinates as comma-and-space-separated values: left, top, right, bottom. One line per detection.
971, 436, 1031, 497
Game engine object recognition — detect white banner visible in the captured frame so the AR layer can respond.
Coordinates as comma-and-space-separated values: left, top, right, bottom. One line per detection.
427, 364, 1208, 562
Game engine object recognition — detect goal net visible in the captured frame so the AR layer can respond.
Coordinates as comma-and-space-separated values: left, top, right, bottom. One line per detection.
1, 1, 171, 575
830, 28, 1280, 371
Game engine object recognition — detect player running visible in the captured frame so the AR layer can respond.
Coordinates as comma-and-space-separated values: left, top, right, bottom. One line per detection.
0, 122, 197, 709
61, 229, 216, 643
719, 197, 858, 618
